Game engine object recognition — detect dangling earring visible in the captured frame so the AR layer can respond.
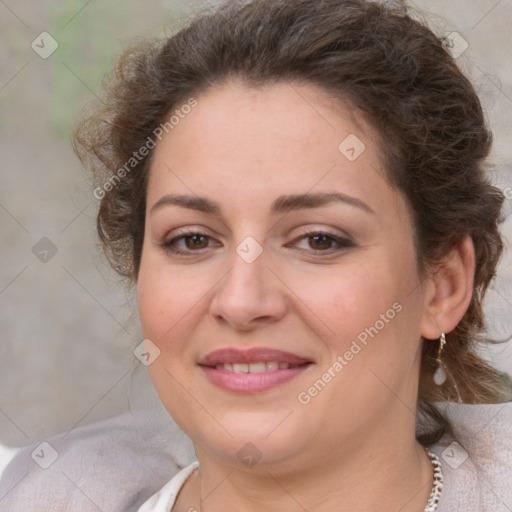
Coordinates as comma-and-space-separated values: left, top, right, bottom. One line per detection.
433, 333, 447, 385
432, 332, 463, 402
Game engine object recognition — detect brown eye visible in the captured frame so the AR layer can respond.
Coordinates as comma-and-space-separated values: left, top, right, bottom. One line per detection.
287, 230, 354, 254
308, 234, 334, 250
184, 234, 209, 250
161, 231, 221, 255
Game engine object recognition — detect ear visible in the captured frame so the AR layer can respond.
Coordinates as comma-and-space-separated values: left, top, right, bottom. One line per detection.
420, 235, 476, 339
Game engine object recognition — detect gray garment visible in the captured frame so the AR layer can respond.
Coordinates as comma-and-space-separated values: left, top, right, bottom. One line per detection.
1, 396, 511, 511
0, 409, 185, 512
430, 401, 512, 511
0, 368, 196, 512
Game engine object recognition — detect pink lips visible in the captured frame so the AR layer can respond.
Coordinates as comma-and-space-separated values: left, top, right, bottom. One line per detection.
199, 347, 313, 394
200, 347, 311, 366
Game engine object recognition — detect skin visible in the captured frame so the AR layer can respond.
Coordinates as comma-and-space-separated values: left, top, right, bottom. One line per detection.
137, 80, 475, 512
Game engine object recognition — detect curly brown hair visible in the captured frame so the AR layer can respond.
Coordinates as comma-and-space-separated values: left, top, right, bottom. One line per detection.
73, 0, 512, 445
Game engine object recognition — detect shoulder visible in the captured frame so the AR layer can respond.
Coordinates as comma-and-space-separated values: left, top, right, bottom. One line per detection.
0, 409, 187, 512
429, 401, 512, 511
138, 462, 200, 512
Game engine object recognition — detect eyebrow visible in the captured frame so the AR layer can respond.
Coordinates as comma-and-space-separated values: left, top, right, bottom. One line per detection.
150, 192, 375, 216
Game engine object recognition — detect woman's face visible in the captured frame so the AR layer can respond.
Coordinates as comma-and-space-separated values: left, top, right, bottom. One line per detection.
137, 80, 431, 471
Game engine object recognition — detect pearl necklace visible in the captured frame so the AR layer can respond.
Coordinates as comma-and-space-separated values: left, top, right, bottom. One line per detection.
423, 448, 444, 512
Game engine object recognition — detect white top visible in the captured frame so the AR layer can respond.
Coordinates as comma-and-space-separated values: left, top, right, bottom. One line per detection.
138, 461, 199, 512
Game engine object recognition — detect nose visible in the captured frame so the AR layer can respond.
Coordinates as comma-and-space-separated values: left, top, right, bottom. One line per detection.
209, 248, 288, 331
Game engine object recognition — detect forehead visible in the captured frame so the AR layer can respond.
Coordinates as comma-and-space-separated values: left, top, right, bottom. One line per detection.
146, 80, 402, 220
152, 80, 374, 159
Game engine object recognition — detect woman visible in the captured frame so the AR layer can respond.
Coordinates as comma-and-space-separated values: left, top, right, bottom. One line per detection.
71, 0, 512, 510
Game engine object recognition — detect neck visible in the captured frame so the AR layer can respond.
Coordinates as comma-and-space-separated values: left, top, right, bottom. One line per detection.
174, 434, 434, 512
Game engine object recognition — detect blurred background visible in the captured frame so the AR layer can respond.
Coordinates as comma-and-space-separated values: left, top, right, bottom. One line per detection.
1, 0, 511, 478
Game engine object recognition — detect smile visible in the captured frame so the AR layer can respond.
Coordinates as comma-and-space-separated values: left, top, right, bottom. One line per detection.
199, 347, 313, 393
214, 362, 301, 373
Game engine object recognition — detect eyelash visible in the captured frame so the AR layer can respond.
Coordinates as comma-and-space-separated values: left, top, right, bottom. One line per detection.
160, 229, 354, 256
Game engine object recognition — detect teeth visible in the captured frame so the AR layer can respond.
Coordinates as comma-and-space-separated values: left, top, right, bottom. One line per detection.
216, 361, 295, 373
216, 363, 233, 371
233, 363, 249, 373
248, 362, 267, 373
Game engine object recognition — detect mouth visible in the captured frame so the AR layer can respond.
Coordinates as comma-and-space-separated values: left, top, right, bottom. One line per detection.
198, 347, 314, 393
211, 361, 304, 373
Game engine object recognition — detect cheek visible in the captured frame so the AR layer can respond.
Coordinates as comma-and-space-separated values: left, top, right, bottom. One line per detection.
296, 257, 400, 339
137, 255, 213, 340
136, 259, 207, 415
295, 252, 421, 390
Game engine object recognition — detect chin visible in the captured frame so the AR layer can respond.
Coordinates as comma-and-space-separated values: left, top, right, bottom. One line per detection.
190, 408, 314, 468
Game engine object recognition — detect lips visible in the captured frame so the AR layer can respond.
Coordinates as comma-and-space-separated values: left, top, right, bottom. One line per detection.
199, 347, 312, 367
198, 348, 313, 393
